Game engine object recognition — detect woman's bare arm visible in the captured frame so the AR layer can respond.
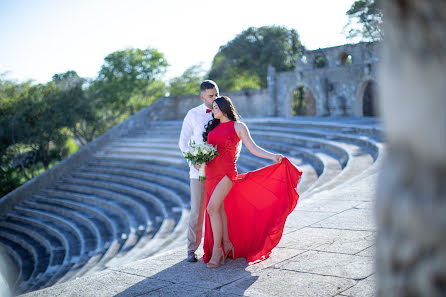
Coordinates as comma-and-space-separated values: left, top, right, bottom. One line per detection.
235, 122, 282, 163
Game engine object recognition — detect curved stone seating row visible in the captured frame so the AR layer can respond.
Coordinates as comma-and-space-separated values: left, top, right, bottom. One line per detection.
43, 188, 138, 251
0, 235, 34, 291
0, 117, 383, 295
0, 242, 22, 290
246, 122, 381, 196
248, 124, 381, 161
2, 213, 70, 289
30, 195, 118, 282
57, 154, 190, 272
12, 204, 92, 289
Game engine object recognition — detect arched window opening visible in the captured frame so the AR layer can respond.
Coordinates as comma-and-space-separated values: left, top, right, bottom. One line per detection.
314, 55, 327, 68
339, 52, 352, 66
363, 81, 378, 117
292, 86, 316, 116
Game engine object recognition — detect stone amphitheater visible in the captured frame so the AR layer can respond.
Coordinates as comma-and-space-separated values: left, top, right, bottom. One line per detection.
0, 109, 383, 296
0, 42, 383, 296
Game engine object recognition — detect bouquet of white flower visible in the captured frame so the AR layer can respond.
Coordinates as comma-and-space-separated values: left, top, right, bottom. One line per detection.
183, 140, 219, 181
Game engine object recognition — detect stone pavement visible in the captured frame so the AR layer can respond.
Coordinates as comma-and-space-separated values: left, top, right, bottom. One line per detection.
20, 164, 378, 297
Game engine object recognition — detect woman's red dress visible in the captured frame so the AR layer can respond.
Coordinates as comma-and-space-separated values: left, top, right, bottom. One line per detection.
203, 121, 302, 264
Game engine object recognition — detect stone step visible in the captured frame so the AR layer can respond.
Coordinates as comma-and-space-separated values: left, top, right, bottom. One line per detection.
87, 159, 189, 181
250, 131, 377, 194
72, 170, 188, 208
54, 182, 153, 233
106, 208, 188, 267
93, 153, 186, 167
301, 151, 343, 196
0, 231, 38, 286
113, 137, 178, 144
3, 215, 74, 290
305, 142, 375, 196
62, 176, 170, 219
42, 189, 139, 251
100, 147, 183, 158
5, 214, 71, 267
22, 201, 99, 254
12, 207, 85, 264
109, 142, 180, 151
83, 165, 190, 198
0, 222, 57, 289
0, 242, 23, 289
32, 195, 116, 253
245, 118, 382, 138
250, 125, 381, 160
250, 131, 349, 168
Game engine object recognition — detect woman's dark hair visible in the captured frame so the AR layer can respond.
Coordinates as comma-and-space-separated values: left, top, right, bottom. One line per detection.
203, 96, 240, 142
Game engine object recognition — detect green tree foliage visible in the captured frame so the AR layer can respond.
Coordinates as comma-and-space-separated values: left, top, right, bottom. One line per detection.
0, 72, 90, 196
292, 86, 306, 116
0, 46, 170, 196
208, 26, 305, 91
90, 47, 168, 120
168, 64, 204, 96
0, 79, 25, 193
344, 0, 383, 42
314, 56, 328, 68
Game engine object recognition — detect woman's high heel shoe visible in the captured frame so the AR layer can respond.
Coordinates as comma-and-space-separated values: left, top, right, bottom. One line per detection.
207, 248, 224, 268
223, 241, 235, 260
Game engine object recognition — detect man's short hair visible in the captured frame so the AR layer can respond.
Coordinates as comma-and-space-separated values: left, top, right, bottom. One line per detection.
200, 80, 219, 94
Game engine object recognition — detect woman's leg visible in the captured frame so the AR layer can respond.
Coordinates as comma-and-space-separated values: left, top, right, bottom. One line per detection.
207, 176, 233, 263
220, 204, 234, 258
220, 205, 230, 244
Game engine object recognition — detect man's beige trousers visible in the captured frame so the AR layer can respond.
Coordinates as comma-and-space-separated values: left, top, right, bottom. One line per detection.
187, 179, 207, 252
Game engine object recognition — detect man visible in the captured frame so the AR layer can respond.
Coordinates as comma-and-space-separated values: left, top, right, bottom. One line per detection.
179, 80, 219, 262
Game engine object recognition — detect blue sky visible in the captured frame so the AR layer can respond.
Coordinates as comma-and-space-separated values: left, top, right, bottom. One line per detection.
0, 0, 356, 84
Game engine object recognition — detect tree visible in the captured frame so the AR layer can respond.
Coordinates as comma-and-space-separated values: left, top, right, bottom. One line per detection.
208, 26, 305, 91
91, 47, 168, 119
0, 79, 25, 194
0, 73, 90, 195
344, 0, 383, 42
168, 64, 204, 96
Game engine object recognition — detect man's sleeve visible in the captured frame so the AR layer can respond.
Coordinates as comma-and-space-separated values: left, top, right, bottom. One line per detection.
179, 111, 193, 153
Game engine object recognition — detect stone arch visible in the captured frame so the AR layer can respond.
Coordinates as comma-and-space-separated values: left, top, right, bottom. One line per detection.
356, 80, 378, 117
290, 84, 317, 116
339, 52, 352, 66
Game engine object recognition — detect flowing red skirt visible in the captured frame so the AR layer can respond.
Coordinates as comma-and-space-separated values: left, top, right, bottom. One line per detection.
203, 157, 302, 264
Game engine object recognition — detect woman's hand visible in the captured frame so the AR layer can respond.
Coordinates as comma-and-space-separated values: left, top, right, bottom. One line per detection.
193, 163, 201, 170
272, 154, 283, 163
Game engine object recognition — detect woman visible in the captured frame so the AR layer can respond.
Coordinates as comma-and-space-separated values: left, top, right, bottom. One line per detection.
202, 96, 302, 268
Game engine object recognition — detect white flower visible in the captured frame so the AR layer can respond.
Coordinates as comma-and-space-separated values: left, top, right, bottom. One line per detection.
183, 141, 219, 181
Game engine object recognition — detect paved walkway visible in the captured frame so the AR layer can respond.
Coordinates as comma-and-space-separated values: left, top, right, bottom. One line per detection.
21, 164, 378, 297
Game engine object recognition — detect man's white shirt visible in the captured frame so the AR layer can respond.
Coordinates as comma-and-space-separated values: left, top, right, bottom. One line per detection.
179, 104, 213, 179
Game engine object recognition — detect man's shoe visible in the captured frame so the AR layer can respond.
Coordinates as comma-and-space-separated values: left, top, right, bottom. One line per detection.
187, 250, 198, 262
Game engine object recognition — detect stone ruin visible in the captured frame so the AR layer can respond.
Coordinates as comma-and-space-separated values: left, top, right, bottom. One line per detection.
269, 41, 379, 118
145, 42, 380, 122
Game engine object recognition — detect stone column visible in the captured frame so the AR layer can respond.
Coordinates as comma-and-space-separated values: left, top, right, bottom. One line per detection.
376, 1, 446, 297
267, 65, 277, 116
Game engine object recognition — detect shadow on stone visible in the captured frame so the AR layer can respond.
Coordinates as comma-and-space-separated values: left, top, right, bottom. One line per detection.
112, 254, 258, 296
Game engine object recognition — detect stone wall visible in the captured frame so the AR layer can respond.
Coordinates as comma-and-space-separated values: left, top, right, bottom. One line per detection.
376, 1, 446, 296
146, 88, 272, 121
